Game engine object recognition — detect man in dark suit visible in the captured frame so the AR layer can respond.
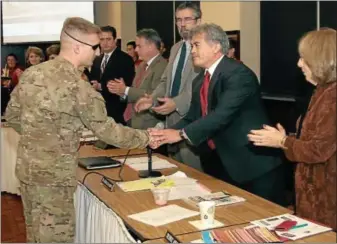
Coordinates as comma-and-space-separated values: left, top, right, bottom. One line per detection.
149, 23, 285, 205
89, 26, 135, 125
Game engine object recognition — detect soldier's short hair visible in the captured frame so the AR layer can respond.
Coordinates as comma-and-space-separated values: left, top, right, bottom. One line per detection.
62, 17, 101, 36
136, 29, 162, 50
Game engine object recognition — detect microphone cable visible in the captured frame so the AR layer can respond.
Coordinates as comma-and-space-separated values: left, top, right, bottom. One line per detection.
81, 149, 136, 186
117, 149, 131, 182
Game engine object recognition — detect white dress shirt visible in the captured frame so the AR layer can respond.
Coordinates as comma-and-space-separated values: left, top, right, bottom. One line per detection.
205, 55, 224, 78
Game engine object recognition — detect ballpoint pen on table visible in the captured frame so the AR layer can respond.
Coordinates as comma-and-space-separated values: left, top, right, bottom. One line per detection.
290, 223, 308, 230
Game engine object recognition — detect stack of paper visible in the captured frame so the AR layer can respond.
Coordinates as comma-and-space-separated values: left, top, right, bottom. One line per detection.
116, 156, 178, 171
184, 191, 246, 208
117, 171, 211, 200
128, 204, 199, 226
250, 214, 332, 240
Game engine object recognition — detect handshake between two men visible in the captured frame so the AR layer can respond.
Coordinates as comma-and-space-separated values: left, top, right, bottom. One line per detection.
147, 127, 184, 149
133, 93, 185, 150
100, 77, 185, 149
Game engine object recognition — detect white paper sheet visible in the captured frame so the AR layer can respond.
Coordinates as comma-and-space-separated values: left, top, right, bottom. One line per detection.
168, 184, 211, 200
128, 204, 199, 226
116, 156, 177, 171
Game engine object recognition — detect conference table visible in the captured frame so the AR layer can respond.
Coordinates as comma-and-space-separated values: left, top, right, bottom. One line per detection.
1, 136, 335, 243
76, 145, 336, 243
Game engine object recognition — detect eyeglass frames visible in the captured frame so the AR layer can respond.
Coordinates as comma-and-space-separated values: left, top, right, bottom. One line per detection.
175, 17, 198, 24
64, 30, 100, 51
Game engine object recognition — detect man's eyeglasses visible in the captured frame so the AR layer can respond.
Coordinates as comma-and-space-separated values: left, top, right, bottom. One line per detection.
64, 30, 100, 51
175, 17, 198, 24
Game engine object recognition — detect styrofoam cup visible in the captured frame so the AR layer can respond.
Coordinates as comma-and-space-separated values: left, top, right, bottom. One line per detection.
198, 201, 216, 225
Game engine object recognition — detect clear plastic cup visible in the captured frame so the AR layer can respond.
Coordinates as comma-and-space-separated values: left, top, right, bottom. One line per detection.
151, 188, 170, 205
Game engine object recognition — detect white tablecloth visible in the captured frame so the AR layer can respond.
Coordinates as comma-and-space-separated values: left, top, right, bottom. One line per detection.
75, 183, 137, 243
1, 127, 20, 195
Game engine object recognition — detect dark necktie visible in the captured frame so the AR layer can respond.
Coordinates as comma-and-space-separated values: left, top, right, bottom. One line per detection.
170, 42, 186, 97
200, 71, 216, 150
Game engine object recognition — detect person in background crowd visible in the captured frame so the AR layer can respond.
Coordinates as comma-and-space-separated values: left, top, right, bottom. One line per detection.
126, 40, 142, 68
25, 46, 44, 67
248, 28, 336, 230
89, 25, 135, 125
1, 53, 24, 88
1, 53, 24, 115
108, 29, 167, 129
159, 40, 167, 57
226, 39, 241, 62
46, 44, 60, 60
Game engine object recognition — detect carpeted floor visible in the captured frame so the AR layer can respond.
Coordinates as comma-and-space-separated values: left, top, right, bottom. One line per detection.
1, 193, 26, 243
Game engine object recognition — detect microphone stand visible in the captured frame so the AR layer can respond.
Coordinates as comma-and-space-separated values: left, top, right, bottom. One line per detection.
138, 147, 162, 178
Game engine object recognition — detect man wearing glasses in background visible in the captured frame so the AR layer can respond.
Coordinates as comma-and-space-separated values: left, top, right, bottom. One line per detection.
135, 2, 203, 171
5, 17, 155, 243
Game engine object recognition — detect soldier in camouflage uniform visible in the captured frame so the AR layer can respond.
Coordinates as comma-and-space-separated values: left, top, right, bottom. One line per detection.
5, 17, 153, 243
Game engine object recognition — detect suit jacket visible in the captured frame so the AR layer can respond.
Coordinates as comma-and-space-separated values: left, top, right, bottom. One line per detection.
90, 49, 135, 124
128, 55, 167, 129
173, 56, 282, 183
152, 40, 202, 127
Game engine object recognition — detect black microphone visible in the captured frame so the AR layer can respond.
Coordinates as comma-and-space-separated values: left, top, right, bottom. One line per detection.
138, 123, 164, 178
138, 146, 162, 178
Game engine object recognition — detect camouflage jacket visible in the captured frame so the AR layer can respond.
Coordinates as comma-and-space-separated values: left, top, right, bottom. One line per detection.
5, 56, 150, 186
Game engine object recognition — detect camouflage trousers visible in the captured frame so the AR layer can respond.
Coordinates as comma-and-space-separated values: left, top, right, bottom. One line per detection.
20, 182, 76, 243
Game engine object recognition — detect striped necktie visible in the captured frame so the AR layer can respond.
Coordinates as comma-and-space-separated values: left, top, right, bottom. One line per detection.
101, 54, 109, 74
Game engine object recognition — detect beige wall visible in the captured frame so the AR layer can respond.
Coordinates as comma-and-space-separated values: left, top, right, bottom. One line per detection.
120, 1, 137, 50
240, 2, 260, 79
200, 2, 241, 31
200, 2, 260, 79
95, 1, 136, 52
